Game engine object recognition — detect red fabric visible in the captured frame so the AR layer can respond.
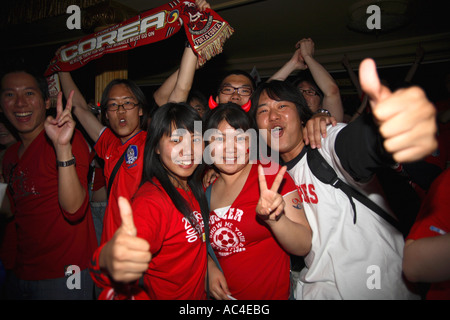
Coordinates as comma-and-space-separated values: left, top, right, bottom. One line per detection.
0, 216, 16, 270
407, 168, 450, 300
90, 179, 207, 300
209, 162, 298, 300
44, 0, 233, 76
133, 180, 207, 300
2, 129, 97, 280
94, 128, 146, 244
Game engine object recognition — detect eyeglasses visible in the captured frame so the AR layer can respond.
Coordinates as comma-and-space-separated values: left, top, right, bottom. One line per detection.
106, 101, 139, 112
219, 85, 253, 96
299, 89, 318, 96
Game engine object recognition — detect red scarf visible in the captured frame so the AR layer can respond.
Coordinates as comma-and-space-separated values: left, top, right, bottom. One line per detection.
44, 0, 233, 76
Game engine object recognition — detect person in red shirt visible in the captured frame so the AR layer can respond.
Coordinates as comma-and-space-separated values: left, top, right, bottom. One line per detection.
0, 64, 97, 299
91, 103, 209, 300
204, 103, 312, 300
403, 168, 450, 300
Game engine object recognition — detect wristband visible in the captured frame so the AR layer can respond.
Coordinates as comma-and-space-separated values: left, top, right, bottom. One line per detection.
314, 108, 332, 117
57, 156, 76, 167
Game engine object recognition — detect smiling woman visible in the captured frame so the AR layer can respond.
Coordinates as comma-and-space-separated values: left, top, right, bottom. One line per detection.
203, 102, 312, 300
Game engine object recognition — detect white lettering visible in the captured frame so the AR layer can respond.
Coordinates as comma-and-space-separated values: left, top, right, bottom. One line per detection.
117, 20, 140, 42
66, 265, 81, 290
366, 5, 381, 30
366, 265, 381, 289
66, 5, 81, 30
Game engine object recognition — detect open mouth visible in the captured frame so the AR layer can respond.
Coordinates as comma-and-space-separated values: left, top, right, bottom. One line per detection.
14, 112, 32, 122
174, 159, 195, 168
271, 125, 284, 137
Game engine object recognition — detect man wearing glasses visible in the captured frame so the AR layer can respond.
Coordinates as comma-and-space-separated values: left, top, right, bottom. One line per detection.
215, 70, 256, 108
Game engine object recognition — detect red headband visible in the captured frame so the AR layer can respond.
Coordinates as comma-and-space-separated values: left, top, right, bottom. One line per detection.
208, 96, 251, 113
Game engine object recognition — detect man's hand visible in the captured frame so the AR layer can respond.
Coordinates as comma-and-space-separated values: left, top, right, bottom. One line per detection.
359, 58, 437, 163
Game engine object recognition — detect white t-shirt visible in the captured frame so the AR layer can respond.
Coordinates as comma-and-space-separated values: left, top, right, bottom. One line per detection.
286, 123, 419, 300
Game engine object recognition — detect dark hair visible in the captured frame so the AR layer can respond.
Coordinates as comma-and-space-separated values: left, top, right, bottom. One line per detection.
203, 102, 256, 166
291, 70, 324, 105
1, 59, 49, 102
218, 69, 257, 92
204, 102, 254, 132
141, 102, 208, 233
249, 80, 313, 124
187, 89, 208, 117
99, 79, 152, 130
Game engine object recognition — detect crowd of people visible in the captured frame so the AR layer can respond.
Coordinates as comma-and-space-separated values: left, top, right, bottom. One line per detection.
0, 0, 449, 301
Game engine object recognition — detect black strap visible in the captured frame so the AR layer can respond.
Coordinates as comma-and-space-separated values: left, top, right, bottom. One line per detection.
307, 147, 401, 231
205, 184, 223, 273
107, 148, 128, 199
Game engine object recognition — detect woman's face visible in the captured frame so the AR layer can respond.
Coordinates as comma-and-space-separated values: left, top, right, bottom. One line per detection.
210, 119, 250, 175
105, 84, 143, 143
156, 125, 204, 189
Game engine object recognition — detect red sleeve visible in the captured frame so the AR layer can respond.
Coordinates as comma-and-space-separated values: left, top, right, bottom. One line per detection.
89, 242, 111, 289
407, 169, 450, 241
94, 127, 112, 160
60, 130, 91, 222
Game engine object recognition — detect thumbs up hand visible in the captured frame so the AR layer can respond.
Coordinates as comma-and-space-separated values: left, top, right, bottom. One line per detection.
100, 197, 152, 283
359, 58, 438, 163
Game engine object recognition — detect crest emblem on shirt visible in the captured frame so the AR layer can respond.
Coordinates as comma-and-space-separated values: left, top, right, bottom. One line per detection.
126, 145, 138, 165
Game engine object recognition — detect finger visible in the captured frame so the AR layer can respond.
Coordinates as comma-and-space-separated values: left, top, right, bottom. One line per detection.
56, 92, 63, 119
267, 194, 284, 213
375, 86, 428, 126
257, 165, 268, 192
271, 202, 285, 219
319, 118, 328, 139
359, 58, 392, 108
383, 123, 437, 163
302, 126, 310, 146
118, 196, 137, 237
270, 166, 287, 192
65, 90, 74, 114
56, 113, 75, 128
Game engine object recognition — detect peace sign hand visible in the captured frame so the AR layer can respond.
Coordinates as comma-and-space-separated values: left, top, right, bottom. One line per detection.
256, 165, 287, 222
44, 90, 76, 148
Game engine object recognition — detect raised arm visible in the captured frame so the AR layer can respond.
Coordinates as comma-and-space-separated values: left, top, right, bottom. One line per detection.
268, 46, 307, 82
168, 46, 199, 103
44, 91, 86, 214
298, 38, 344, 122
153, 0, 209, 106
58, 71, 104, 142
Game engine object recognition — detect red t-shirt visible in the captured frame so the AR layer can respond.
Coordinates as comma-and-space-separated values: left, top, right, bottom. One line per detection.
209, 162, 298, 300
94, 128, 146, 243
2, 129, 97, 280
407, 168, 450, 300
133, 180, 207, 300
90, 179, 207, 300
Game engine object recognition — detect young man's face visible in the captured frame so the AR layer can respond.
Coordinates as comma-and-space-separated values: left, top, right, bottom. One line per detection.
105, 83, 143, 144
0, 71, 49, 140
216, 74, 253, 106
255, 90, 305, 162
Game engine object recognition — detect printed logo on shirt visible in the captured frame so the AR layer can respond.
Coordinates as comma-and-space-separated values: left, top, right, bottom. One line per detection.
296, 183, 318, 204
126, 145, 138, 165
183, 211, 204, 243
210, 208, 246, 257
